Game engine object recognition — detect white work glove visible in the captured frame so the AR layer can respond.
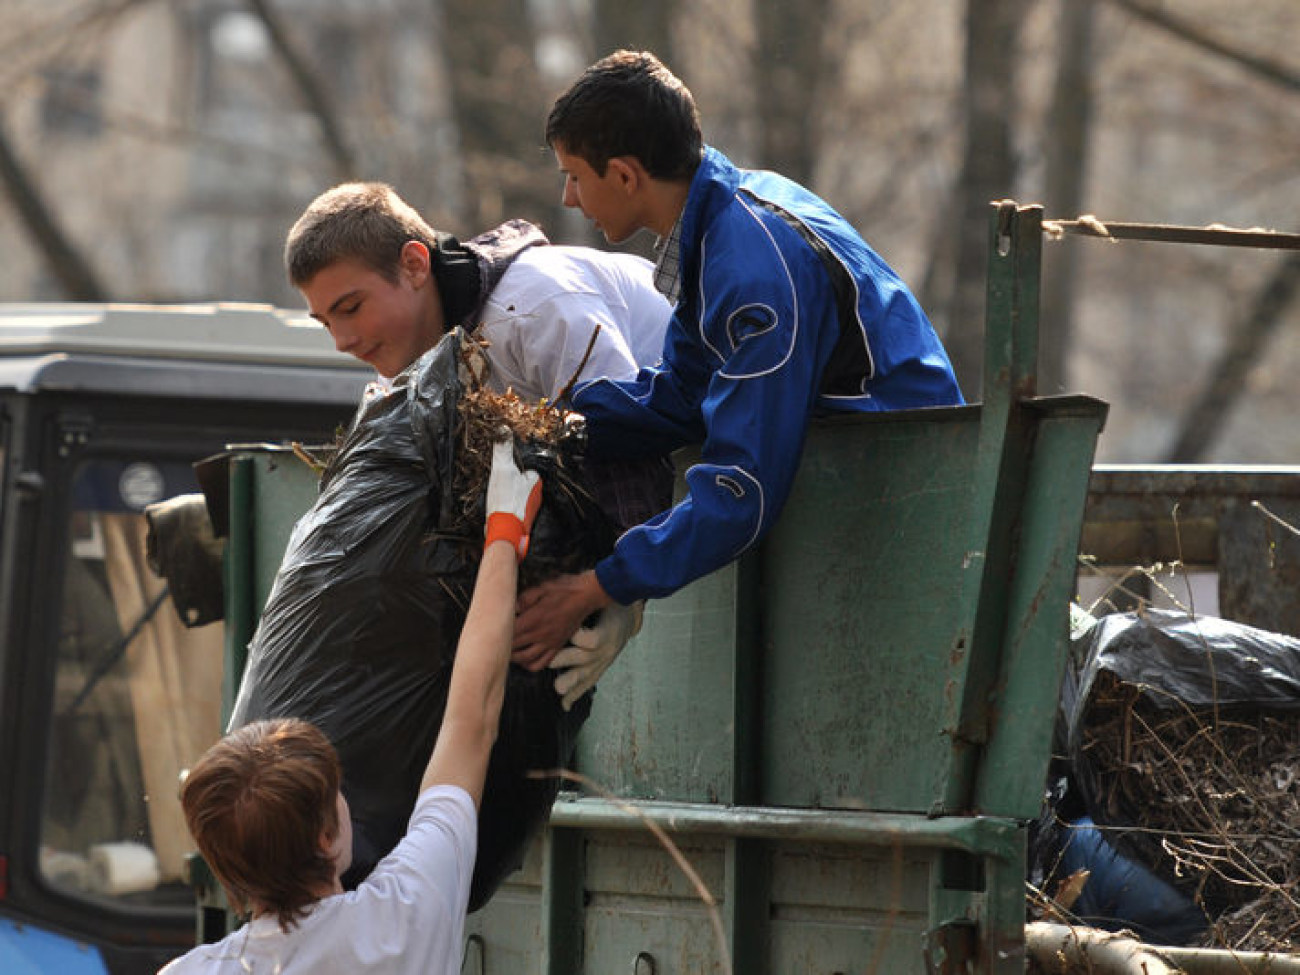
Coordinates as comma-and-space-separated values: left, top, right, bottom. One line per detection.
550, 600, 644, 710
484, 438, 542, 561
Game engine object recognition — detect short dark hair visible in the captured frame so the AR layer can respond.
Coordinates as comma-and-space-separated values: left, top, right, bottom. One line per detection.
181, 718, 342, 930
285, 182, 438, 287
546, 50, 702, 181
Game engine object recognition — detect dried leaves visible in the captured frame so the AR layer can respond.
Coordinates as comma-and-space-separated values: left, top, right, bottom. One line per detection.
446, 335, 616, 592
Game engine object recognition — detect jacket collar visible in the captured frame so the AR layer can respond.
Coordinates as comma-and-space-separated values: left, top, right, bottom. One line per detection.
677, 146, 741, 285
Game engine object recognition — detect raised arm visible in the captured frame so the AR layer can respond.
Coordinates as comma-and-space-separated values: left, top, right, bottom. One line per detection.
422, 437, 541, 807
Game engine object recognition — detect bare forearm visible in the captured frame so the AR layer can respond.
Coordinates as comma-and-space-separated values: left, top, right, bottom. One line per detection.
422, 540, 517, 802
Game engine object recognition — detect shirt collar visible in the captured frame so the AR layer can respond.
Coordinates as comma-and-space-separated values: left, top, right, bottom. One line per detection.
652, 215, 684, 305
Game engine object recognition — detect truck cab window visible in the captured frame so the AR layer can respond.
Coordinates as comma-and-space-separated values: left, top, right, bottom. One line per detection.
40, 458, 223, 908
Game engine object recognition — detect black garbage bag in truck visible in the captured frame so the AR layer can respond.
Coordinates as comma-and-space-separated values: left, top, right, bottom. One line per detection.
228, 329, 615, 911
1040, 607, 1300, 934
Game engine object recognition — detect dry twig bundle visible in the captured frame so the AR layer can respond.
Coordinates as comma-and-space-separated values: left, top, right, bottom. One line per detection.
451, 383, 568, 531
446, 336, 613, 592
1078, 670, 1300, 951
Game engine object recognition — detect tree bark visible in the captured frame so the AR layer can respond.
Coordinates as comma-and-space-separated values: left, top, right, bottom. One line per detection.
753, 0, 832, 187
593, 0, 675, 62
0, 118, 106, 301
1040, 0, 1097, 392
943, 0, 1033, 399
442, 0, 552, 231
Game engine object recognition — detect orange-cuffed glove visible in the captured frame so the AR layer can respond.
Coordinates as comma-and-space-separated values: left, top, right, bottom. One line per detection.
484, 438, 543, 561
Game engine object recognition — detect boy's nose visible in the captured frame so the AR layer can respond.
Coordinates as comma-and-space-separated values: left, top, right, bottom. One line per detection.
561, 180, 578, 209
330, 326, 359, 354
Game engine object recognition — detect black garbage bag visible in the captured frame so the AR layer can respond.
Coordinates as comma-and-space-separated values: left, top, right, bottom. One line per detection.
1056, 607, 1300, 923
1063, 608, 1300, 722
228, 328, 616, 911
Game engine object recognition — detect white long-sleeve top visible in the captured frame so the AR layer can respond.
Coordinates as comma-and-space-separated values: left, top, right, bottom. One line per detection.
474, 246, 670, 401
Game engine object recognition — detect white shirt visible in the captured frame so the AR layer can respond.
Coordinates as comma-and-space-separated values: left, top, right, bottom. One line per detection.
159, 786, 476, 975
475, 246, 670, 401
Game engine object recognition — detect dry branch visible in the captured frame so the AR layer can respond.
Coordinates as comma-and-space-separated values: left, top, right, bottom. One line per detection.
1077, 670, 1300, 951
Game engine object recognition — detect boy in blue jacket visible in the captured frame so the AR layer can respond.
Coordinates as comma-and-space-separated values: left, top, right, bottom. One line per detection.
513, 50, 963, 681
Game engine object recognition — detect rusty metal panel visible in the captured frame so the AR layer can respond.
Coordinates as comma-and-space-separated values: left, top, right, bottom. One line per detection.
758, 409, 983, 814
573, 562, 745, 803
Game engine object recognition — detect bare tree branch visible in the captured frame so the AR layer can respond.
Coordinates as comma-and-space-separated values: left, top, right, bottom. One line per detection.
0, 0, 152, 95
1102, 0, 1300, 95
1165, 251, 1300, 462
243, 0, 357, 181
0, 118, 106, 300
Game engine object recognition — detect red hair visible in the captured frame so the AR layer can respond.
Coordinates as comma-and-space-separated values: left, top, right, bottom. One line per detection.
181, 718, 342, 930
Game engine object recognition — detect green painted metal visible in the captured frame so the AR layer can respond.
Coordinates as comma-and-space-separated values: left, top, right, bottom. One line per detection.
541, 828, 585, 975
546, 797, 1021, 852
221, 455, 254, 729
248, 449, 323, 611
757, 406, 986, 814
975, 398, 1107, 817
936, 202, 1043, 814
221, 448, 323, 725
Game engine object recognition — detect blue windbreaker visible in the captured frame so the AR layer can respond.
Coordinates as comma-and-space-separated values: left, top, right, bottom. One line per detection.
573, 147, 963, 604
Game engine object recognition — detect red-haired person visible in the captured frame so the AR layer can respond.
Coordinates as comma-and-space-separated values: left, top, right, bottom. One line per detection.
160, 437, 541, 975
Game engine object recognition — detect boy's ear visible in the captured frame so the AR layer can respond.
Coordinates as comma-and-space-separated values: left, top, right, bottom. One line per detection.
606, 156, 646, 196
399, 240, 432, 282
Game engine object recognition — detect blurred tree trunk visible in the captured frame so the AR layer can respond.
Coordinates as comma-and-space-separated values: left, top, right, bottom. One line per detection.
942, 0, 1032, 399
443, 0, 551, 231
753, 0, 831, 187
1165, 252, 1300, 462
1040, 0, 1097, 393
0, 119, 106, 301
594, 0, 675, 60
245, 0, 356, 181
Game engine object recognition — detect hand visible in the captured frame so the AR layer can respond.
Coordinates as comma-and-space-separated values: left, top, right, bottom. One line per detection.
550, 600, 644, 710
484, 437, 542, 560
512, 570, 611, 671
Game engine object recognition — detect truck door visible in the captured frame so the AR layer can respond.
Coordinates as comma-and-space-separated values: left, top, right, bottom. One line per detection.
0, 378, 362, 975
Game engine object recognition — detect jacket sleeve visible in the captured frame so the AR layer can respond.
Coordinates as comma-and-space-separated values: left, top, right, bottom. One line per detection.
569, 311, 708, 460
591, 230, 839, 603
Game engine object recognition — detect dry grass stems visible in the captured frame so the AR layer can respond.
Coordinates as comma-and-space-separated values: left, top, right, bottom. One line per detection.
1068, 515, 1300, 954
1077, 670, 1300, 952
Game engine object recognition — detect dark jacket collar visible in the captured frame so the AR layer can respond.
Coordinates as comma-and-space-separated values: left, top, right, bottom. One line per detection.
433, 218, 549, 329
